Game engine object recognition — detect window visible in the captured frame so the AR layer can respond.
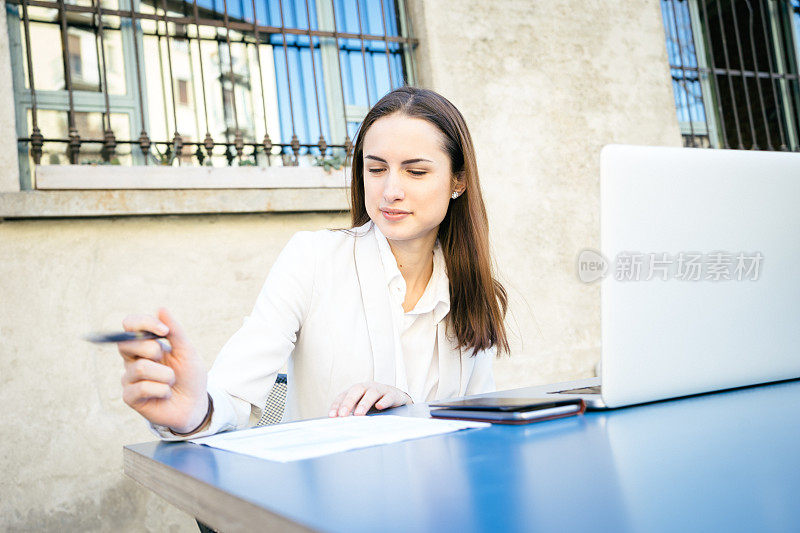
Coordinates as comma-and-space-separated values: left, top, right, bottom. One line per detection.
67, 33, 83, 80
660, 0, 800, 150
177, 78, 189, 105
5, 0, 418, 189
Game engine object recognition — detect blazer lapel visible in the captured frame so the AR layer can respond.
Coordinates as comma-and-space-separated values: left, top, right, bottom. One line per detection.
353, 223, 396, 386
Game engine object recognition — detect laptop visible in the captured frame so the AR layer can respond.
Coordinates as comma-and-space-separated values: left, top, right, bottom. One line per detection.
541, 144, 800, 409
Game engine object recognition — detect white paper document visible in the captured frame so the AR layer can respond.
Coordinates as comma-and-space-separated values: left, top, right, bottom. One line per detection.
191, 415, 489, 462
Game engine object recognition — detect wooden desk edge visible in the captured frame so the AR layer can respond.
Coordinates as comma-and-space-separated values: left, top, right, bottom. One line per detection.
123, 446, 314, 533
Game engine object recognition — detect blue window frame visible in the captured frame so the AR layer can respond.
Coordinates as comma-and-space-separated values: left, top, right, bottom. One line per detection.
661, 0, 712, 144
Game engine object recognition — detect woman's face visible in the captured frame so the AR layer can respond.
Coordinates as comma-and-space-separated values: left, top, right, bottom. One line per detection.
362, 113, 458, 246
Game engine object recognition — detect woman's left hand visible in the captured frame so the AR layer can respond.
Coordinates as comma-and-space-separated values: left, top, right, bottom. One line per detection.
329, 381, 413, 417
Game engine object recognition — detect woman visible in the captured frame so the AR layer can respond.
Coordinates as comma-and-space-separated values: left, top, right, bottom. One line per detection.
118, 86, 509, 439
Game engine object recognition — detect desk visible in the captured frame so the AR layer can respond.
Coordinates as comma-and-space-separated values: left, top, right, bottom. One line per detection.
124, 378, 800, 532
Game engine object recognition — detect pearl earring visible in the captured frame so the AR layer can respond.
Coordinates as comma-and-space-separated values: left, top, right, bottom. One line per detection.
451, 191, 460, 200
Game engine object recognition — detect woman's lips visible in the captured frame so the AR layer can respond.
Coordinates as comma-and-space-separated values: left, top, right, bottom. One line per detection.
381, 209, 410, 221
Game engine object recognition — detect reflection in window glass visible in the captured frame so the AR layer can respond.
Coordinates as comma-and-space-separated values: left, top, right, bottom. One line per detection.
10, 0, 414, 173
28, 109, 132, 166
19, 13, 126, 95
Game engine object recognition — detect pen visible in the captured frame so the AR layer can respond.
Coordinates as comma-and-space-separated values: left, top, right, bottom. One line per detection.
84, 331, 166, 343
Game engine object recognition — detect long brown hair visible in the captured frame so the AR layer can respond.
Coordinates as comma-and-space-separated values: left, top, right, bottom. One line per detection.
349, 86, 509, 357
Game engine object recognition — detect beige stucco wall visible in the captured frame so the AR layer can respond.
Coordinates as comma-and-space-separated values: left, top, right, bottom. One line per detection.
1, 213, 348, 531
1, 0, 680, 531
409, 0, 682, 385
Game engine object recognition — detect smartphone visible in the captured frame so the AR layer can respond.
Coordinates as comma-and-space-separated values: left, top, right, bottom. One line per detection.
428, 397, 585, 423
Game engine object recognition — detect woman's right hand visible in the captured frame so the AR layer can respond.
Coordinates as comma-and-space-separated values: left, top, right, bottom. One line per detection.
118, 308, 209, 434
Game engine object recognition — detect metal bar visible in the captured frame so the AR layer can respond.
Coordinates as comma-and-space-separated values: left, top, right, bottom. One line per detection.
182, 0, 202, 150
789, 4, 800, 151
156, 32, 172, 151
278, 0, 301, 163
19, 137, 348, 148
729, 0, 758, 148
242, 37, 258, 164
669, 0, 697, 146
13, 0, 418, 168
192, 0, 215, 160
58, 25, 403, 51
186, 55, 204, 162
132, 30, 407, 51
767, 0, 799, 151
9, 0, 418, 45
398, 0, 417, 84
15, 10, 417, 47
758, 0, 788, 150
92, 7, 104, 92
221, 0, 244, 160
94, 0, 117, 161
716, 0, 744, 148
304, 0, 327, 155
20, 0, 44, 164
353, 0, 371, 105
162, 0, 183, 161
89, 27, 405, 52
699, 0, 729, 148
58, 0, 81, 163
251, 0, 272, 165
236, 0, 258, 159
378, 0, 394, 89
329, 0, 352, 157
215, 37, 234, 166
744, 0, 772, 149
128, 0, 151, 163
665, 63, 800, 80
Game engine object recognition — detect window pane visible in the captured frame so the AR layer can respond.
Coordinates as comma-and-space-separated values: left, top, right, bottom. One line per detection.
68, 0, 120, 9
660, 0, 709, 145
10, 0, 416, 171
661, 0, 800, 150
19, 13, 126, 95
20, 21, 64, 91
102, 24, 127, 95
703, 0, 798, 149
794, 1, 800, 61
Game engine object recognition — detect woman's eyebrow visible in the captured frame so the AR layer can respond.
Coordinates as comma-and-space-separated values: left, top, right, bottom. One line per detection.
364, 155, 434, 164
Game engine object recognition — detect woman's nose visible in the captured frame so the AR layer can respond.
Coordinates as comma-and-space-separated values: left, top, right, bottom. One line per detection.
382, 170, 404, 201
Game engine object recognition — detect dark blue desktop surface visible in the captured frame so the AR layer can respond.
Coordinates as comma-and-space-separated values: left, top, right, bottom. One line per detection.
126, 379, 800, 532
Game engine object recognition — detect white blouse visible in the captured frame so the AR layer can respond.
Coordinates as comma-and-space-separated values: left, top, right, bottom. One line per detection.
374, 226, 450, 404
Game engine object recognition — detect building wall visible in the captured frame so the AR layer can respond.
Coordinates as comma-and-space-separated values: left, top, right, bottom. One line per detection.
0, 0, 680, 530
409, 0, 682, 384
1, 213, 348, 531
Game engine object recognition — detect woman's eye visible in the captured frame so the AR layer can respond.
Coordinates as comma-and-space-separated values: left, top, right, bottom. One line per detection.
408, 170, 427, 177
367, 168, 385, 174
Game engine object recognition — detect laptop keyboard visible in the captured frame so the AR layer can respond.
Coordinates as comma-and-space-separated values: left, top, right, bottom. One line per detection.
550, 385, 602, 395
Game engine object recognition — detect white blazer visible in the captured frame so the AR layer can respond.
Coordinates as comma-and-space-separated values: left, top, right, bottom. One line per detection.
152, 221, 495, 439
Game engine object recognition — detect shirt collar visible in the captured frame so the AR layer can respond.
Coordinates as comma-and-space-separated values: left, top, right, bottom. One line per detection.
373, 224, 450, 323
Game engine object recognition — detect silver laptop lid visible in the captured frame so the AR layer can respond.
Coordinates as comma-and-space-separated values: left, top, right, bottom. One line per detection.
599, 145, 800, 408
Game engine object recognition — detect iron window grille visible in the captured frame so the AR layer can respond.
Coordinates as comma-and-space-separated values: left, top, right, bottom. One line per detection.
660, 0, 800, 150
5, 0, 418, 189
